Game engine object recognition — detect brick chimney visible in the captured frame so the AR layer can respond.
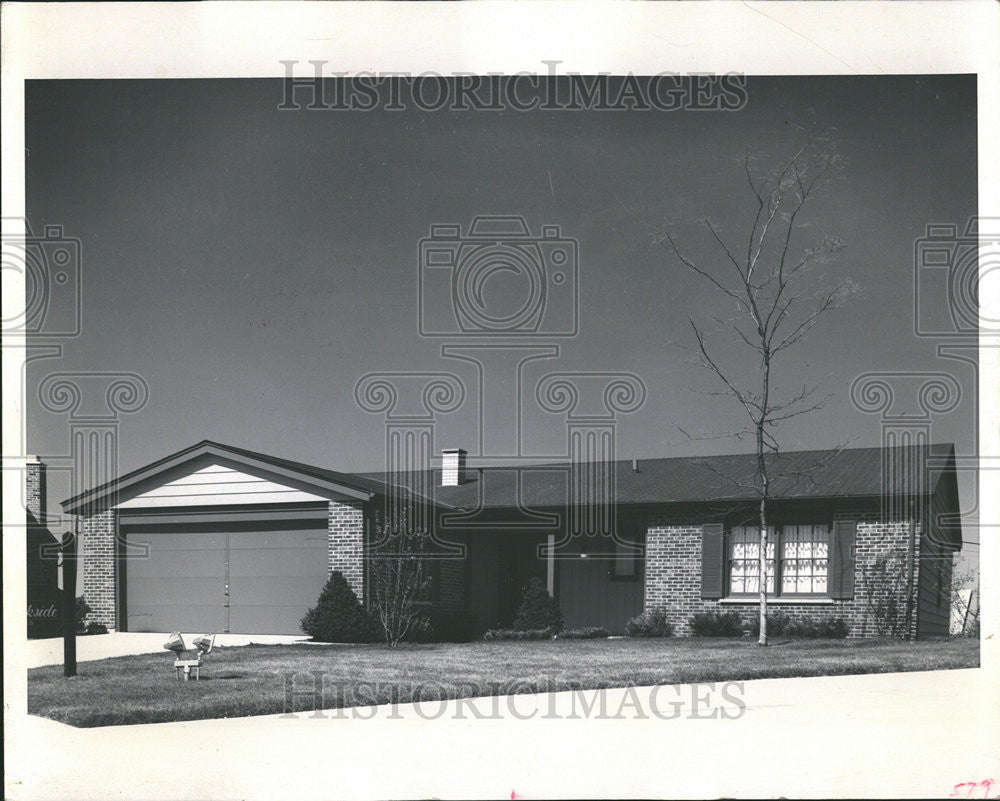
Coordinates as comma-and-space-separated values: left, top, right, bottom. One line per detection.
441, 448, 468, 487
25, 456, 46, 523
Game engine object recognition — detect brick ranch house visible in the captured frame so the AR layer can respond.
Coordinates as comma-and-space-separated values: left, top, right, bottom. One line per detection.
52, 440, 961, 638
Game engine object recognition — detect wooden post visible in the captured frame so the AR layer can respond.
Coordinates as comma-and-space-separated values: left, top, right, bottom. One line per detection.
546, 534, 555, 597
61, 524, 78, 677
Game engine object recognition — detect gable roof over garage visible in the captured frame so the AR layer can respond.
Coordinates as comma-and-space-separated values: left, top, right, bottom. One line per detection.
61, 440, 382, 514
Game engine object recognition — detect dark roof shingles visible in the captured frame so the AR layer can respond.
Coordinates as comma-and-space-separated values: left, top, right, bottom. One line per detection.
354, 443, 955, 510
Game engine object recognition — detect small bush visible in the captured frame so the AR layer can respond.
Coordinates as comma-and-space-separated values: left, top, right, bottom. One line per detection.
75, 596, 91, 633
483, 627, 557, 641
513, 576, 563, 633
746, 610, 791, 638
85, 621, 108, 635
400, 613, 435, 643
792, 617, 849, 639
301, 571, 378, 643
748, 614, 849, 639
690, 611, 744, 637
625, 610, 674, 638
557, 626, 611, 639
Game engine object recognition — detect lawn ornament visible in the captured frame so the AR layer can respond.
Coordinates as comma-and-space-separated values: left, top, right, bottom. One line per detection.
163, 631, 186, 656
163, 632, 216, 680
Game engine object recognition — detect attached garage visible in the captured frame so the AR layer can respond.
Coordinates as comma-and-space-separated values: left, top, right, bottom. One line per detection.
121, 509, 329, 634
64, 441, 376, 635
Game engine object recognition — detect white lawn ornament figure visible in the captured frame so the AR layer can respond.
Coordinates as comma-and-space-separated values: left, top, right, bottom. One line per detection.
163, 632, 186, 656
164, 632, 216, 680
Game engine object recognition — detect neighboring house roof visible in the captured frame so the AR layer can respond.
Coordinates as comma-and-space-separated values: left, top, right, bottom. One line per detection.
26, 509, 62, 549
63, 439, 958, 523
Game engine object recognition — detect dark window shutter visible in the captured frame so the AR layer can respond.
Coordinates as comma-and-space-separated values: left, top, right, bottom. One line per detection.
701, 523, 725, 599
828, 520, 856, 599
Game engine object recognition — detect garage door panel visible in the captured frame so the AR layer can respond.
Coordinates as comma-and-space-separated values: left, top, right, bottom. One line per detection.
128, 603, 228, 634
130, 531, 228, 554
228, 530, 328, 632
125, 520, 329, 635
228, 530, 326, 550
229, 544, 329, 578
230, 576, 328, 606
126, 531, 227, 632
127, 532, 227, 580
128, 552, 230, 581
128, 577, 227, 606
229, 603, 313, 635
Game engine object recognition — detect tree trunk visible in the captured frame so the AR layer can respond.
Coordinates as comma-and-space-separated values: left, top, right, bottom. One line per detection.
757, 353, 771, 648
758, 496, 768, 647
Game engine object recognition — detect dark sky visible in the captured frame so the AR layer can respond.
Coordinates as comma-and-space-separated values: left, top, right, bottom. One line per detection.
25, 75, 979, 554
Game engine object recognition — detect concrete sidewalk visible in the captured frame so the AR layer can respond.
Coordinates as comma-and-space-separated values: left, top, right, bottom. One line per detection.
26, 632, 310, 668
8, 668, 999, 800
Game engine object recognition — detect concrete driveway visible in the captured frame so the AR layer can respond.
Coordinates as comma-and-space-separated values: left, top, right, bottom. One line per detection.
26, 632, 310, 669
8, 667, 999, 800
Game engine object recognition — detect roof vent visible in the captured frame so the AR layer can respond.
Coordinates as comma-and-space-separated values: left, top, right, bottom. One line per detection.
441, 449, 468, 487
632, 458, 639, 473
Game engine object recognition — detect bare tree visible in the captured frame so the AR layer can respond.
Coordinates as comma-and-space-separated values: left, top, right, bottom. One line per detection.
950, 567, 979, 637
368, 514, 432, 647
658, 127, 858, 645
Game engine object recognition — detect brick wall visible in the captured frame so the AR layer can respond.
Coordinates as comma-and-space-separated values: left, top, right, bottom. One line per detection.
853, 520, 920, 639
438, 557, 465, 612
328, 500, 365, 600
644, 511, 922, 638
81, 509, 117, 629
644, 518, 703, 633
26, 459, 46, 522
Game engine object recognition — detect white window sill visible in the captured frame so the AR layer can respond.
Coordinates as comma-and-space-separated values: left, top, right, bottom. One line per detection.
719, 597, 835, 605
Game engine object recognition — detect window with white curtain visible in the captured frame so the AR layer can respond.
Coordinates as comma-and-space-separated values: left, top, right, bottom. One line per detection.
728, 523, 829, 596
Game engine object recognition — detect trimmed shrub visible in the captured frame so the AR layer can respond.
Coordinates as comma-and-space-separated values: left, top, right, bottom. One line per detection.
746, 610, 791, 638
690, 611, 744, 637
557, 626, 611, 639
301, 571, 378, 643
625, 610, 674, 638
75, 596, 92, 633
483, 628, 557, 641
513, 576, 563, 633
748, 614, 849, 639
85, 621, 108, 635
791, 617, 849, 639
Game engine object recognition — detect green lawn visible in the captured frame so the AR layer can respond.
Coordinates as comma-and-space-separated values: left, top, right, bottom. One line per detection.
28, 636, 979, 727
